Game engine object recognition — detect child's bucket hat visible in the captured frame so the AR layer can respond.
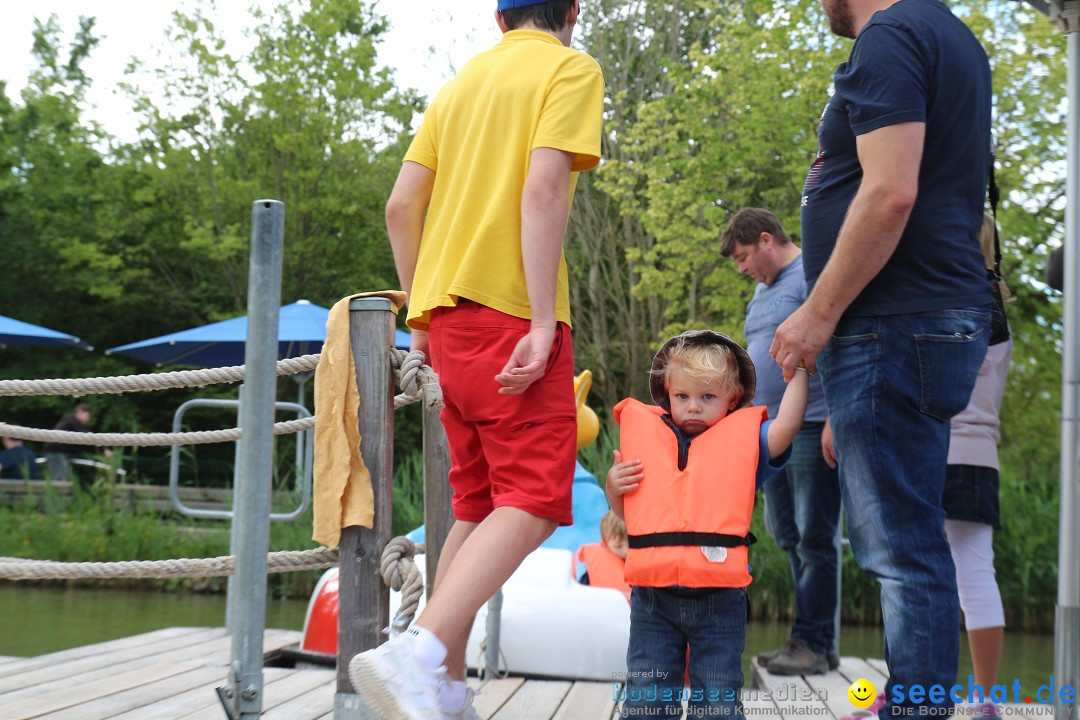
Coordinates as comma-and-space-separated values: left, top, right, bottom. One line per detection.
649, 329, 757, 412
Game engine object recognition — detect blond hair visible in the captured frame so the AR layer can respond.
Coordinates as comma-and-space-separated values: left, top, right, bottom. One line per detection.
980, 213, 1011, 301
600, 510, 627, 543
656, 336, 743, 400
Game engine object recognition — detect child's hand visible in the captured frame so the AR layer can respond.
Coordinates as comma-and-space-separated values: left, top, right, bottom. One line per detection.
606, 450, 644, 496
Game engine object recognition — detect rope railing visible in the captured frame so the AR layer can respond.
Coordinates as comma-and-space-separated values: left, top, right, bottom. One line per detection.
0, 417, 316, 447
0, 355, 321, 397
0, 349, 439, 408
0, 344, 443, 614
0, 349, 440, 447
0, 547, 339, 580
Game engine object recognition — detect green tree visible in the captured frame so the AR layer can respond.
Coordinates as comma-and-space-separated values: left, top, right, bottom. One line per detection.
568, 0, 750, 408
959, 0, 1067, 623
121, 0, 421, 322
0, 1, 427, 471
0, 16, 157, 432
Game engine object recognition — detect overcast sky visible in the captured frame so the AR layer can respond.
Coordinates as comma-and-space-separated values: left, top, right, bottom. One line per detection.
0, 0, 499, 142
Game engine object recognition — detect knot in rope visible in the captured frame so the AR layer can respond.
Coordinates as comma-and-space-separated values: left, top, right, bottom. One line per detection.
397, 351, 424, 398
390, 349, 443, 412
380, 536, 427, 633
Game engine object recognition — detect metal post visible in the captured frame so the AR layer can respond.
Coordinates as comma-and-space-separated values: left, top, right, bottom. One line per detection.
335, 297, 395, 720
1052, 3, 1080, 717
226, 389, 243, 635
225, 200, 284, 720
484, 588, 504, 679
423, 409, 454, 599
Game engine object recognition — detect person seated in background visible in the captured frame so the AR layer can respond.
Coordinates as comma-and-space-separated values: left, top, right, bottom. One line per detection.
0, 437, 42, 480
42, 403, 110, 486
577, 510, 630, 596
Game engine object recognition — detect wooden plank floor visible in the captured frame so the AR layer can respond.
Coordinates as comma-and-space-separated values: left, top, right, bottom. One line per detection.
5, 631, 1061, 719
0, 628, 618, 720
752, 656, 1061, 718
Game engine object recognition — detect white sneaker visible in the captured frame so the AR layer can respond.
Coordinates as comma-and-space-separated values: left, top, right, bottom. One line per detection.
348, 634, 447, 720
442, 686, 482, 720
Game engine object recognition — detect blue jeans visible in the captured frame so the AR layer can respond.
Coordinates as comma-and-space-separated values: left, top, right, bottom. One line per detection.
818, 308, 989, 717
620, 586, 746, 719
762, 422, 841, 655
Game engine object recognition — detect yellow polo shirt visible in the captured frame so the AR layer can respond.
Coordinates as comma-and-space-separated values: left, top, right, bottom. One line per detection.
402, 30, 605, 331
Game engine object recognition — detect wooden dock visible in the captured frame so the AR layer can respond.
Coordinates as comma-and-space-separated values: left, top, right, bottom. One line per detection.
0, 627, 1061, 719
751, 655, 1061, 718
0, 627, 618, 719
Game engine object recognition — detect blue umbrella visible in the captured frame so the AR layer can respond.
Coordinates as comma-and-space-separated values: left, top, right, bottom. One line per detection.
0, 314, 93, 350
106, 299, 410, 367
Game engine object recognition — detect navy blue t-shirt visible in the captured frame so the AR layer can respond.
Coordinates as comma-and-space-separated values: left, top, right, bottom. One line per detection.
801, 0, 992, 316
0, 445, 41, 479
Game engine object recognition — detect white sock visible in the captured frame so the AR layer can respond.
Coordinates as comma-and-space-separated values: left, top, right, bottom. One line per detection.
407, 626, 448, 671
439, 680, 469, 711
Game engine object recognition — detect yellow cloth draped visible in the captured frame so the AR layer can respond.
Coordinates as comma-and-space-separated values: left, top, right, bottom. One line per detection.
312, 291, 406, 548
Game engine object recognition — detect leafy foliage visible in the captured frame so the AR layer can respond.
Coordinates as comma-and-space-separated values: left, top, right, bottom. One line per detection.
0, 0, 418, 454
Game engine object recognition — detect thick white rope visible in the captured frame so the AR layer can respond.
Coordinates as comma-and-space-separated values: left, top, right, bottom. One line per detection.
391, 349, 442, 411
0, 547, 339, 580
0, 417, 316, 447
380, 537, 426, 633
0, 355, 321, 397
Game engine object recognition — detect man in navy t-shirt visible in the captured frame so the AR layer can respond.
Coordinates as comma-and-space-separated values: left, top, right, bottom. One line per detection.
0, 437, 41, 480
771, 0, 992, 716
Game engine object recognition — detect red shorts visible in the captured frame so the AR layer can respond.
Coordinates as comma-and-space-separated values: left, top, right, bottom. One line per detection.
428, 302, 576, 525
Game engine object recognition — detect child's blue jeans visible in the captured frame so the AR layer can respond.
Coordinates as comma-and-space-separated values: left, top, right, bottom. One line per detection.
619, 585, 746, 719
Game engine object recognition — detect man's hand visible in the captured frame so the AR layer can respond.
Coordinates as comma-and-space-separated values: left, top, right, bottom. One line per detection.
770, 302, 837, 381
821, 416, 837, 469
495, 325, 556, 395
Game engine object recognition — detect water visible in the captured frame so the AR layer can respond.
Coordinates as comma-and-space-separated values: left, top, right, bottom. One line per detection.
0, 584, 309, 657
0, 584, 1058, 689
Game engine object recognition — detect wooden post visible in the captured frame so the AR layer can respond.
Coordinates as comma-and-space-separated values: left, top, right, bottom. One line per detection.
422, 408, 454, 599
335, 297, 395, 716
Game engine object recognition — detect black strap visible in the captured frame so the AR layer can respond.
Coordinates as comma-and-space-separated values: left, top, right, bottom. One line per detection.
627, 531, 757, 549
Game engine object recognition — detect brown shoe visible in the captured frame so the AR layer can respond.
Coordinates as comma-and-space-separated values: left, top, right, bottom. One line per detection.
766, 639, 829, 675
755, 640, 795, 668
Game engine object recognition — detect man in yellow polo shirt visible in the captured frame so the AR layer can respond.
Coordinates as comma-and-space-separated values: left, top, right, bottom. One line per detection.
348, 2, 604, 719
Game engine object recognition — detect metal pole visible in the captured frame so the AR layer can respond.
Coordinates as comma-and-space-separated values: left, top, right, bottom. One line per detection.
225, 200, 284, 720
1052, 4, 1080, 718
335, 297, 395, 720
226, 390, 243, 635
484, 589, 504, 679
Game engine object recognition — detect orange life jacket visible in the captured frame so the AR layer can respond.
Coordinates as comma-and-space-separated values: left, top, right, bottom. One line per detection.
614, 398, 765, 589
576, 542, 631, 598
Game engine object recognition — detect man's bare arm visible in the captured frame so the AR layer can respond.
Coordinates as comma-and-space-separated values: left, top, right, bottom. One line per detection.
385, 161, 436, 352
495, 146, 574, 395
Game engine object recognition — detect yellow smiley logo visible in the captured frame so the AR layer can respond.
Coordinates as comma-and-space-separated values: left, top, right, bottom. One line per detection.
847, 678, 877, 709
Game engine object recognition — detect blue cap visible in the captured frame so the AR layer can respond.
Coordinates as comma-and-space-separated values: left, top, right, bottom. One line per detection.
497, 0, 552, 9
